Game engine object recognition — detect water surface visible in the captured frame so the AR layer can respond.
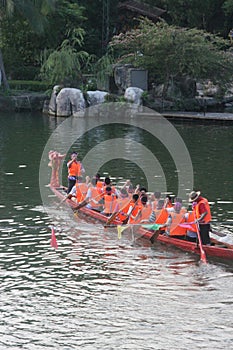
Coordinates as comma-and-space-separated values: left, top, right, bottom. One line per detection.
0, 111, 232, 349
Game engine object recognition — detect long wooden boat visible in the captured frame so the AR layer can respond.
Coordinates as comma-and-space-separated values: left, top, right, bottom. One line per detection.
50, 184, 233, 262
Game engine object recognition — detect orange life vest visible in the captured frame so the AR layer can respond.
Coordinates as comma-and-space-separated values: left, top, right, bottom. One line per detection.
115, 197, 132, 222
194, 197, 212, 223
68, 161, 82, 177
155, 208, 168, 225
169, 212, 187, 236
128, 202, 142, 224
103, 184, 117, 195
88, 187, 103, 210
133, 203, 152, 224
75, 182, 88, 203
166, 202, 173, 208
103, 193, 118, 214
185, 211, 196, 232
96, 180, 104, 194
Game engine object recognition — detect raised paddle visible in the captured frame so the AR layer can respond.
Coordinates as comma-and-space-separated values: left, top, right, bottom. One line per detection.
193, 212, 207, 264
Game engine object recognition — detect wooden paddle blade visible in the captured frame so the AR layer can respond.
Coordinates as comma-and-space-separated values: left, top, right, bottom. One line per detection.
74, 199, 88, 210
200, 249, 207, 263
149, 230, 161, 244
106, 212, 118, 226
195, 221, 207, 264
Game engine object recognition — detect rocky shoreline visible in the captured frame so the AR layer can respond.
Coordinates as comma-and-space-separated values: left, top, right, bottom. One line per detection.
1, 88, 233, 121
0, 92, 47, 112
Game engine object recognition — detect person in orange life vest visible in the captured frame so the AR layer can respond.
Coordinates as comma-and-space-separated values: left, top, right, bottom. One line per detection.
84, 177, 103, 211
115, 193, 138, 224
154, 199, 168, 226
95, 173, 104, 194
75, 177, 89, 203
103, 177, 120, 197
67, 151, 85, 193
189, 190, 212, 245
127, 194, 142, 224
133, 196, 154, 224
67, 176, 87, 202
164, 202, 187, 238
115, 188, 132, 222
101, 186, 118, 216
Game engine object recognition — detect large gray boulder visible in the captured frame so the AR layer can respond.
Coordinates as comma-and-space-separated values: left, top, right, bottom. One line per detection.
124, 87, 144, 112
56, 88, 85, 117
48, 85, 60, 116
86, 90, 109, 106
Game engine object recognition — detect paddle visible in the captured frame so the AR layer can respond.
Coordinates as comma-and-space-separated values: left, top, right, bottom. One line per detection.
193, 211, 207, 263
73, 198, 89, 211
73, 190, 104, 212
105, 198, 132, 227
56, 194, 72, 208
116, 223, 162, 240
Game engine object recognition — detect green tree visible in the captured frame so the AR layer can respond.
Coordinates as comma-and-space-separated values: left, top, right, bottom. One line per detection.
143, 0, 233, 37
110, 19, 233, 95
0, 0, 56, 89
40, 28, 94, 85
0, 0, 90, 86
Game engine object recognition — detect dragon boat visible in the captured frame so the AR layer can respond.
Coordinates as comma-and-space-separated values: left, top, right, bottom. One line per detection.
48, 151, 233, 262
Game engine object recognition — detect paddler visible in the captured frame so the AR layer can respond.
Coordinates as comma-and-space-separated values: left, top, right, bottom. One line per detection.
189, 190, 212, 245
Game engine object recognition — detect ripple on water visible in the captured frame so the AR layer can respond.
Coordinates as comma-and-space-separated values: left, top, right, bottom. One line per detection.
0, 207, 232, 349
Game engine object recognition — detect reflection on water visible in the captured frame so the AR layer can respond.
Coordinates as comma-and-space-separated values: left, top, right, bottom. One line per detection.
0, 111, 232, 349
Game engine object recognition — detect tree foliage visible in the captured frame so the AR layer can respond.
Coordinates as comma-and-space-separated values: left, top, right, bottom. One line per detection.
40, 28, 94, 85
110, 19, 233, 90
2, 0, 233, 88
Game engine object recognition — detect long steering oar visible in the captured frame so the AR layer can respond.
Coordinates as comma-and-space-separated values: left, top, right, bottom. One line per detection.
194, 212, 207, 264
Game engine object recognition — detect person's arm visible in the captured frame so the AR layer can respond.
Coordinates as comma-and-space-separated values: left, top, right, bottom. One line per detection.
85, 188, 92, 201
69, 185, 76, 196
81, 163, 85, 173
196, 203, 207, 223
67, 159, 75, 168
114, 188, 120, 197
162, 214, 172, 236
127, 205, 133, 216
